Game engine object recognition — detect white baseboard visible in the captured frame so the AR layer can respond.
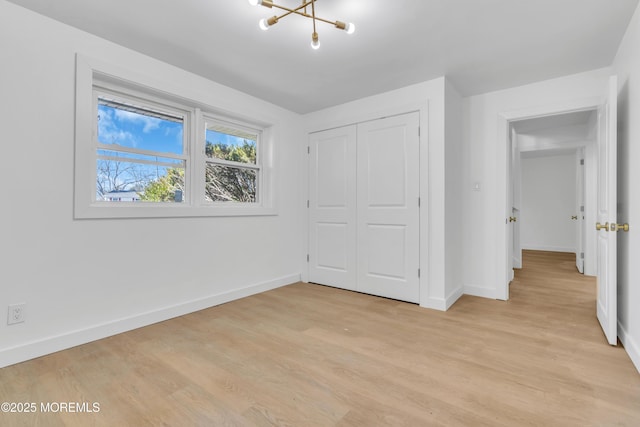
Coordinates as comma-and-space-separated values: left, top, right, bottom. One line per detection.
618, 320, 640, 374
420, 287, 464, 312
420, 298, 446, 311
445, 286, 464, 310
0, 274, 300, 368
463, 284, 497, 300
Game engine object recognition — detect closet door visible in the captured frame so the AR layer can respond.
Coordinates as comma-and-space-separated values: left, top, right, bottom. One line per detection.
356, 113, 420, 303
308, 125, 357, 290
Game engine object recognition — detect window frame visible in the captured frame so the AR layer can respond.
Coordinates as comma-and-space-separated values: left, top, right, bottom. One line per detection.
94, 86, 191, 205
203, 115, 262, 204
74, 54, 276, 219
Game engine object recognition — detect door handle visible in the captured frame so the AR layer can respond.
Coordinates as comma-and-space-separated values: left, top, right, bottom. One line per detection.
611, 223, 630, 232
509, 216, 517, 222
596, 222, 609, 231
571, 215, 578, 220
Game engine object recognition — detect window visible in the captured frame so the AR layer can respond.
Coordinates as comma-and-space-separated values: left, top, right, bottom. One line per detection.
96, 93, 187, 204
204, 118, 261, 203
74, 54, 275, 218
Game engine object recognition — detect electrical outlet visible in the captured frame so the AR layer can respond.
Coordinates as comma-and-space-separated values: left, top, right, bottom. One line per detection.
7, 303, 26, 325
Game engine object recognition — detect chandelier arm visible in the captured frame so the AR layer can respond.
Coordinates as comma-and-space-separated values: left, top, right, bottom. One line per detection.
268, 2, 311, 17
311, 0, 317, 33
274, 11, 339, 27
266, 0, 343, 28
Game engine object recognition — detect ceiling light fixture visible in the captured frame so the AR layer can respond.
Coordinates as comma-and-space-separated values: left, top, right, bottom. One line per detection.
248, 0, 355, 50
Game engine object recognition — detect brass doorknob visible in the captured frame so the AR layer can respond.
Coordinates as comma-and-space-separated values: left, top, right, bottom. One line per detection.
509, 216, 517, 222
596, 222, 609, 231
611, 223, 630, 232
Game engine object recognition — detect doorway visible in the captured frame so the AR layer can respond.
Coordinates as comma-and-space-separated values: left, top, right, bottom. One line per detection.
499, 76, 618, 345
510, 109, 598, 279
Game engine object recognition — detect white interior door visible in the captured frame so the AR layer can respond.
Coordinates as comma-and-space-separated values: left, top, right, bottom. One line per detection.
511, 128, 522, 270
505, 128, 516, 286
576, 149, 585, 273
308, 125, 357, 290
356, 113, 420, 303
596, 75, 618, 346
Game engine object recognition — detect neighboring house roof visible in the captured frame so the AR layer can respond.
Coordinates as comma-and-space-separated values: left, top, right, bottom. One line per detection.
103, 190, 140, 200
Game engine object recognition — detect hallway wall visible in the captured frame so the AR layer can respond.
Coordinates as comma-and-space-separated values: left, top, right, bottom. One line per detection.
462, 67, 611, 299
520, 153, 577, 252
613, 0, 640, 372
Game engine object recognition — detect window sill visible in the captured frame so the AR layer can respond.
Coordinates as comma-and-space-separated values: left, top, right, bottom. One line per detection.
74, 202, 278, 219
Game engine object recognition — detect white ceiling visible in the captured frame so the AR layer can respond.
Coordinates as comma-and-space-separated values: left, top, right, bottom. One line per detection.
514, 110, 596, 159
512, 110, 595, 134
6, 0, 639, 113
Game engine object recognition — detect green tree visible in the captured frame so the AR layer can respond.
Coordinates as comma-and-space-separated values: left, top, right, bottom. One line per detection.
139, 168, 185, 202
138, 139, 256, 202
204, 140, 257, 202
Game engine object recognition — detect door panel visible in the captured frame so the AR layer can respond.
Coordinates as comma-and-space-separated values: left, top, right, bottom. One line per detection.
596, 75, 617, 345
366, 132, 407, 207
364, 224, 407, 279
315, 223, 348, 271
356, 113, 420, 303
308, 126, 357, 290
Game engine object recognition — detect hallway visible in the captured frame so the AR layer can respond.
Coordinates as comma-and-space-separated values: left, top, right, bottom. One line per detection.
510, 250, 597, 326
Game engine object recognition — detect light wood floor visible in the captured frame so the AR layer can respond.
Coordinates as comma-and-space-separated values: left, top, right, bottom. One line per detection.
1, 251, 639, 426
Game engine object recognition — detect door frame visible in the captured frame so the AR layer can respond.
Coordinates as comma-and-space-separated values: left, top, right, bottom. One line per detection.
497, 97, 602, 300
576, 147, 586, 273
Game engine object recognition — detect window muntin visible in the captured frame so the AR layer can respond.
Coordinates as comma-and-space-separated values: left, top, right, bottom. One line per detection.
204, 119, 261, 203
95, 93, 187, 203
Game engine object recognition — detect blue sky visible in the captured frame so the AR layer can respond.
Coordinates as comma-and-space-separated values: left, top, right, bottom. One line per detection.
206, 130, 253, 149
98, 104, 252, 154
98, 104, 183, 155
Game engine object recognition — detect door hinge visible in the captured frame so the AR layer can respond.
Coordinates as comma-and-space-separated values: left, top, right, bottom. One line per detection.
581, 252, 584, 259
580, 205, 585, 212
307, 200, 310, 208
418, 197, 421, 207
418, 268, 421, 278
307, 146, 310, 154
307, 254, 309, 262
418, 126, 421, 137
580, 159, 584, 165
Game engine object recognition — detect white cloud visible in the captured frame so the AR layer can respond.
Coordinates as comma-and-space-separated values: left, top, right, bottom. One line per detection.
114, 109, 161, 133
98, 107, 138, 147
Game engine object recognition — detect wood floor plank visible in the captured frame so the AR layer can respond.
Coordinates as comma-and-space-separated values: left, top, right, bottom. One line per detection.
1, 250, 639, 426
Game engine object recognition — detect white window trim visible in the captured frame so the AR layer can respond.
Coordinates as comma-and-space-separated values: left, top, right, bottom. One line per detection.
202, 114, 263, 204
74, 54, 277, 219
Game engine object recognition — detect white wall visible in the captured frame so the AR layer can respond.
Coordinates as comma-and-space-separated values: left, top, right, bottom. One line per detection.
302, 77, 463, 310
462, 68, 611, 299
444, 80, 465, 304
0, 1, 302, 367
612, 1, 640, 373
520, 153, 577, 252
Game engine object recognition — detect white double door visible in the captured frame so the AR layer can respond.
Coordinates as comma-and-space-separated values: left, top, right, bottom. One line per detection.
308, 112, 420, 303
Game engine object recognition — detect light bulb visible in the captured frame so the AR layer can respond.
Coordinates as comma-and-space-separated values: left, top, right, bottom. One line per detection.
345, 22, 355, 35
259, 16, 277, 31
311, 32, 320, 50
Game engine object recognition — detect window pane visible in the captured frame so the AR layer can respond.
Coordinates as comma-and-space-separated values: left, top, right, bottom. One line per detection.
205, 164, 256, 202
205, 125, 257, 165
97, 151, 185, 203
98, 98, 184, 155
